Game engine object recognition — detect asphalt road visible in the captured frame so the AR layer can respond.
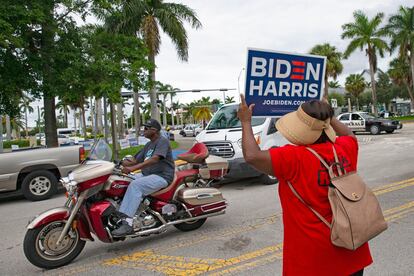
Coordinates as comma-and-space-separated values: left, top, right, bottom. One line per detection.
0, 124, 413, 275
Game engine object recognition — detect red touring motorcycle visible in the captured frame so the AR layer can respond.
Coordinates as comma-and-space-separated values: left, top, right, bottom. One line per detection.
23, 139, 228, 269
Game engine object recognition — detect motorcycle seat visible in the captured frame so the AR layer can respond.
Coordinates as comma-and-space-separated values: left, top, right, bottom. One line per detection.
151, 174, 178, 196
177, 143, 209, 163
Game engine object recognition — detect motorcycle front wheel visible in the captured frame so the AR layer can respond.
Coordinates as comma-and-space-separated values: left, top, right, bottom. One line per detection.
23, 220, 86, 269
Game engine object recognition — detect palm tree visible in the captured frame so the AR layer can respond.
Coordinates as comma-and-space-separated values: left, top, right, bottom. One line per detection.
388, 56, 414, 107
341, 10, 389, 116
155, 82, 175, 127
345, 74, 367, 111
310, 43, 343, 99
225, 96, 235, 104
108, 0, 202, 120
328, 80, 341, 88
183, 102, 196, 124
193, 107, 211, 128
19, 94, 34, 138
56, 97, 71, 128
385, 6, 414, 109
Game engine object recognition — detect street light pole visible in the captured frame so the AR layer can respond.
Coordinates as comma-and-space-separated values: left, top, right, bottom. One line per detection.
238, 68, 245, 95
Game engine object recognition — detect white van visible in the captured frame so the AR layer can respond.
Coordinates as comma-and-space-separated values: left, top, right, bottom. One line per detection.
196, 103, 289, 184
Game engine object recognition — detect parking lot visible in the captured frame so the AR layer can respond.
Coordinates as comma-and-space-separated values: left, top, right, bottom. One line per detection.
0, 123, 413, 275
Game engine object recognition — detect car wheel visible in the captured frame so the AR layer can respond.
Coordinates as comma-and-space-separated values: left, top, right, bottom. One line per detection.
21, 170, 58, 201
369, 125, 380, 135
259, 174, 279, 185
385, 130, 394, 134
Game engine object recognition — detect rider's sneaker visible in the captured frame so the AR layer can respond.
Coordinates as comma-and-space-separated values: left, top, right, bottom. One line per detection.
111, 221, 134, 237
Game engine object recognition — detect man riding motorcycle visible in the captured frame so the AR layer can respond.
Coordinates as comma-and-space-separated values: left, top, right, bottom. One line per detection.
112, 119, 175, 237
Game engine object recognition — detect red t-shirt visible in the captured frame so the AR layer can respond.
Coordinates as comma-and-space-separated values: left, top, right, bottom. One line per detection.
269, 136, 372, 276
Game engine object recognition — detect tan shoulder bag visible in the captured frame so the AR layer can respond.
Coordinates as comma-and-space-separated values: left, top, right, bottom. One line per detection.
287, 145, 388, 250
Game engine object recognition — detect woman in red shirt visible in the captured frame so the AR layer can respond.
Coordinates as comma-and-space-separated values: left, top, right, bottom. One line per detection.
238, 95, 372, 276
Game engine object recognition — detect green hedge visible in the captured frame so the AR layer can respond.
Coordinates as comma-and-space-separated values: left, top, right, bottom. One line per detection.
391, 115, 414, 121
3, 139, 29, 148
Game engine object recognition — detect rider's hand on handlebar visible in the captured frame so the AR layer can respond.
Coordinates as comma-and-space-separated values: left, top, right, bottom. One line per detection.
121, 166, 133, 174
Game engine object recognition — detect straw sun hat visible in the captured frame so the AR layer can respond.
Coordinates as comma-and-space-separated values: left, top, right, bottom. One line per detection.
276, 104, 336, 145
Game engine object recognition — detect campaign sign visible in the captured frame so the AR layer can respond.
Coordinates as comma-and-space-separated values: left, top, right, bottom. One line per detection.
119, 139, 130, 150
244, 48, 326, 117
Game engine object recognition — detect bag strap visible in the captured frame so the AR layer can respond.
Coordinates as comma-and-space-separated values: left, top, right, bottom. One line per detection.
287, 181, 331, 227
306, 146, 344, 178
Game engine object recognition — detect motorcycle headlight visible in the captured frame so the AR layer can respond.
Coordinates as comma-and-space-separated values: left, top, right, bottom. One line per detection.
60, 176, 77, 194
237, 132, 262, 148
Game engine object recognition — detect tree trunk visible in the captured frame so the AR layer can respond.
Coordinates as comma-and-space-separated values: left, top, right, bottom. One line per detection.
110, 101, 119, 160
5, 115, 11, 140
405, 84, 414, 112
149, 54, 160, 121
41, 1, 58, 147
96, 97, 103, 134
171, 94, 175, 128
356, 98, 360, 111
25, 108, 28, 138
73, 108, 77, 135
324, 75, 329, 99
163, 95, 167, 127
368, 50, 378, 116
80, 104, 87, 137
90, 96, 95, 138
116, 102, 124, 139
409, 53, 414, 111
133, 88, 141, 140
64, 106, 68, 128
0, 115, 3, 153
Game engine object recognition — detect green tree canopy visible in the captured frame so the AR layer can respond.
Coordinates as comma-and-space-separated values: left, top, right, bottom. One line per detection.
345, 74, 367, 110
341, 10, 389, 116
105, 0, 202, 120
310, 43, 343, 98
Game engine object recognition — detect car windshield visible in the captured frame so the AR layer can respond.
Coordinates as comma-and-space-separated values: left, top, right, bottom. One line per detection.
88, 138, 112, 161
207, 105, 266, 130
360, 113, 375, 119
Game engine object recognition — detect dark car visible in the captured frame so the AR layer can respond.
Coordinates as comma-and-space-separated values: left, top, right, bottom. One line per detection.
337, 112, 402, 135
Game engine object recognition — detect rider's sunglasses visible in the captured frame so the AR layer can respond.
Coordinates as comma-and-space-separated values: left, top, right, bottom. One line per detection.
144, 126, 154, 131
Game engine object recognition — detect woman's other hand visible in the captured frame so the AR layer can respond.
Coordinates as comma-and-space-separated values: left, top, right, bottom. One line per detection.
237, 94, 255, 124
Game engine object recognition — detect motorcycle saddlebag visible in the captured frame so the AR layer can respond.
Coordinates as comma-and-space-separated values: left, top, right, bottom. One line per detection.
177, 188, 224, 206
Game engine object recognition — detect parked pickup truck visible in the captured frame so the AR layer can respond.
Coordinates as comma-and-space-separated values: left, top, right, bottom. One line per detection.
0, 146, 85, 201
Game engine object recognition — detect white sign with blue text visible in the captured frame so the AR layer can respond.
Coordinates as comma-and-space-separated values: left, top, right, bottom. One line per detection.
244, 48, 326, 117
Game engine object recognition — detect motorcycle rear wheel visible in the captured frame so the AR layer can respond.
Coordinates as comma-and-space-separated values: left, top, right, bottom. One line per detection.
23, 220, 86, 269
174, 218, 207, 232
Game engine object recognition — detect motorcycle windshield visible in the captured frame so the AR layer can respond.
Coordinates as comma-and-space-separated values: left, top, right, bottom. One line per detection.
88, 139, 113, 161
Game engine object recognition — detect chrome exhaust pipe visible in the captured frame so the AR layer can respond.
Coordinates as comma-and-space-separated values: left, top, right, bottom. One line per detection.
127, 210, 226, 238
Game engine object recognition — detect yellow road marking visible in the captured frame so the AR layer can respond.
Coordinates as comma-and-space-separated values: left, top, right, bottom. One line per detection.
374, 181, 414, 196
372, 177, 414, 192
51, 177, 414, 275
103, 200, 414, 276
102, 244, 284, 275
